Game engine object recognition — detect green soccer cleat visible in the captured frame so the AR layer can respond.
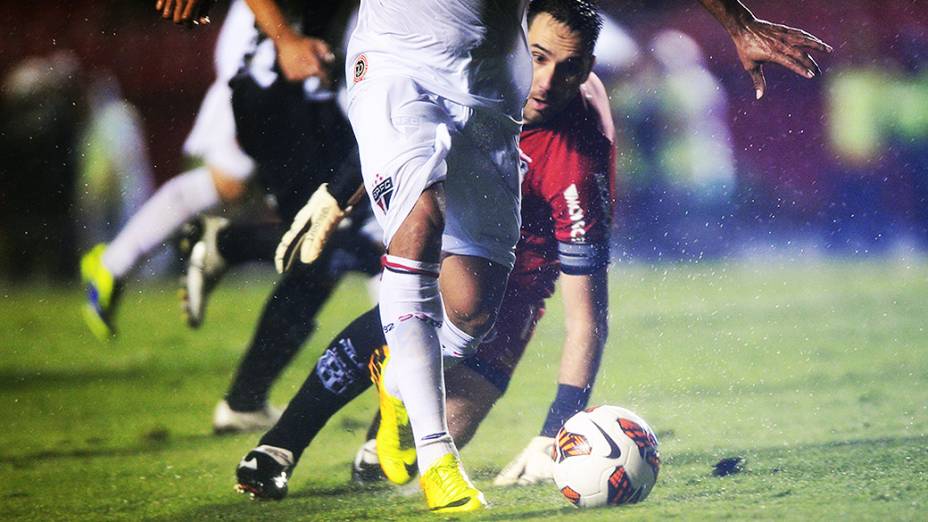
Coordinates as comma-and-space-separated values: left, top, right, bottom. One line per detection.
80, 244, 120, 341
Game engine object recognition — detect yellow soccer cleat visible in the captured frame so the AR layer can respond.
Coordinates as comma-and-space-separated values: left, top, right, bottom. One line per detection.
80, 243, 120, 341
420, 453, 487, 513
369, 345, 417, 485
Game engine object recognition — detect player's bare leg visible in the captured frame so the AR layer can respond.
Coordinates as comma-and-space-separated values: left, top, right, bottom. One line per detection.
387, 185, 445, 262
375, 183, 493, 512
210, 166, 248, 202
439, 255, 510, 341
444, 365, 504, 447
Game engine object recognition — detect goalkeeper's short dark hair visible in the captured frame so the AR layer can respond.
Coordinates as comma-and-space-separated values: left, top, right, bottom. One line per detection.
528, 0, 603, 55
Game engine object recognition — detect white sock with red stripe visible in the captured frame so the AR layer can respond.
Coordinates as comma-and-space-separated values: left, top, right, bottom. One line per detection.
378, 254, 456, 473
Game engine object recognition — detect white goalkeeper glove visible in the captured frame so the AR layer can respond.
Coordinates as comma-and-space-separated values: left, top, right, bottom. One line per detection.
493, 436, 555, 486
275, 183, 347, 273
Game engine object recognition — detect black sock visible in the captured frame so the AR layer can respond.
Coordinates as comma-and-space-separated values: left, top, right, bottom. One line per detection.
217, 222, 285, 266
261, 306, 385, 461
224, 261, 337, 412
540, 384, 592, 437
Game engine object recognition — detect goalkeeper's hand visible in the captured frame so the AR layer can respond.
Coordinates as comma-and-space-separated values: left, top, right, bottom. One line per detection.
493, 436, 555, 486
275, 183, 347, 273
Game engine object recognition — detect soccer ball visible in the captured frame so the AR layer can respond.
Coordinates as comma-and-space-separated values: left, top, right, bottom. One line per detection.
552, 405, 661, 508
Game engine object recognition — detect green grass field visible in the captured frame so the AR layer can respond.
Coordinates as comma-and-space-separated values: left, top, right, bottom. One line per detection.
2, 258, 927, 520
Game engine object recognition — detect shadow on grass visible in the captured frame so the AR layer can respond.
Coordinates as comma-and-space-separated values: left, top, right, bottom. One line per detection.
477, 507, 570, 521
156, 491, 568, 522
0, 432, 219, 468
148, 493, 422, 522
0, 368, 151, 392
287, 481, 395, 499
664, 433, 928, 468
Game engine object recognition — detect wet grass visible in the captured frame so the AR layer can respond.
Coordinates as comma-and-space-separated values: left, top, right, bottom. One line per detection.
1, 258, 926, 520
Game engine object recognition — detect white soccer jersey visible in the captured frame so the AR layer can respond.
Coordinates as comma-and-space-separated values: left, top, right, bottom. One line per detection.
346, 0, 532, 123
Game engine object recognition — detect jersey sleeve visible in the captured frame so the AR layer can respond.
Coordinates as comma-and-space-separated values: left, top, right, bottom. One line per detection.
548, 138, 614, 276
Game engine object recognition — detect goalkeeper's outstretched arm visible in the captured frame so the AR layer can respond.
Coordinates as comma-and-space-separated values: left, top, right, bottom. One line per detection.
697, 0, 833, 99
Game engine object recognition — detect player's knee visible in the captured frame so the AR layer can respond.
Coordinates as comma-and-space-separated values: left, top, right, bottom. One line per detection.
209, 167, 247, 203
437, 281, 498, 359
445, 304, 498, 341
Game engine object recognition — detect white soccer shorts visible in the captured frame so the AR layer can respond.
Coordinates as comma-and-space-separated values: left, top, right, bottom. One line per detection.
348, 77, 522, 270
182, 0, 256, 181
182, 80, 255, 181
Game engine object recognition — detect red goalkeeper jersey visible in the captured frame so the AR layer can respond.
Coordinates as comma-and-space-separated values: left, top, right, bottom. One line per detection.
509, 73, 616, 302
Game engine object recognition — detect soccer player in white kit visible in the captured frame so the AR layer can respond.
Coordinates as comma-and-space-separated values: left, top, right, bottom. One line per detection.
341, 0, 834, 512
80, 0, 257, 340
341, 0, 534, 512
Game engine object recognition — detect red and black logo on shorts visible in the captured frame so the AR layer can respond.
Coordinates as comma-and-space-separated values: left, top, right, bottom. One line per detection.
353, 54, 368, 83
372, 175, 394, 212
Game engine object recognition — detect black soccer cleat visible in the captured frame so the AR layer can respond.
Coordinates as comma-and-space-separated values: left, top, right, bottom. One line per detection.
180, 216, 228, 328
235, 445, 294, 501
351, 439, 387, 484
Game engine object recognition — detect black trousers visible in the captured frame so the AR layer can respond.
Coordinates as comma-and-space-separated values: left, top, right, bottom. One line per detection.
220, 72, 380, 411
230, 73, 362, 221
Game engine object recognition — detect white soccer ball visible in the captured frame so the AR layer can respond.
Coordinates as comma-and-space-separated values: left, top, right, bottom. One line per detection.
552, 405, 661, 508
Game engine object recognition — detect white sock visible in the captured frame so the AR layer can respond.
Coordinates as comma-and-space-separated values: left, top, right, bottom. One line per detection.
103, 167, 219, 278
378, 255, 457, 473
438, 311, 482, 363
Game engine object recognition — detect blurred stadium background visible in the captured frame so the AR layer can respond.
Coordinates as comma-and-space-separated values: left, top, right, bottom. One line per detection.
2, 0, 926, 282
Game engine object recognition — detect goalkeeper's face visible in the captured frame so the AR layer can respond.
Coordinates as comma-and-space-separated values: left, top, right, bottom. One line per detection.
524, 13, 594, 126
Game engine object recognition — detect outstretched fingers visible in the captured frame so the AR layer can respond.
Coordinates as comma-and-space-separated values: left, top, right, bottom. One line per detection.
781, 25, 834, 54
777, 44, 820, 78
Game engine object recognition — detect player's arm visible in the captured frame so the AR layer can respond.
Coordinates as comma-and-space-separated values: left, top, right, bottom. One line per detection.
244, 0, 335, 83
494, 257, 610, 487
558, 269, 608, 395
496, 120, 614, 486
697, 0, 833, 99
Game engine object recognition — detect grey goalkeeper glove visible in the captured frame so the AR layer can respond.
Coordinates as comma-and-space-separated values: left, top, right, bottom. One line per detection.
493, 436, 556, 486
275, 183, 348, 273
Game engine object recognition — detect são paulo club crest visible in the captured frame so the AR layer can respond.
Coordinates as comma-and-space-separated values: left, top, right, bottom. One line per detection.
372, 174, 393, 212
